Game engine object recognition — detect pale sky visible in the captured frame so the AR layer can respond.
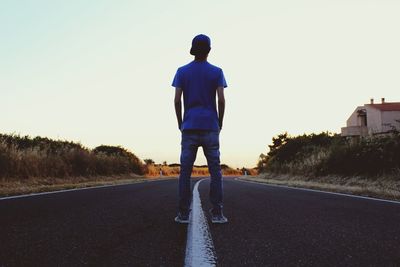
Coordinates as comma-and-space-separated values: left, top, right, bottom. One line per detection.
1, 0, 400, 168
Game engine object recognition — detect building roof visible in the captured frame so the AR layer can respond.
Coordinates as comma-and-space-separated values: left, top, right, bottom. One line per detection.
367, 102, 400, 111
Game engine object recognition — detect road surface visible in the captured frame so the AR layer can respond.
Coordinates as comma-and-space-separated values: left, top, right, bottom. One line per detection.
1, 177, 399, 266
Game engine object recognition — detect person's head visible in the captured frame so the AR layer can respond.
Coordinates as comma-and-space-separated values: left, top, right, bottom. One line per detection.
190, 34, 211, 60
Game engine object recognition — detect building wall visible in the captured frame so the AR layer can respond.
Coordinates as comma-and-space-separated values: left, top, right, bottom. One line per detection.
381, 111, 400, 132
341, 126, 368, 136
342, 104, 400, 136
365, 106, 382, 134
346, 106, 364, 126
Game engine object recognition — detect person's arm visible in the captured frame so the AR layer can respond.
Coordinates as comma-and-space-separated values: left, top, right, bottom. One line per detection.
174, 87, 183, 130
217, 86, 225, 130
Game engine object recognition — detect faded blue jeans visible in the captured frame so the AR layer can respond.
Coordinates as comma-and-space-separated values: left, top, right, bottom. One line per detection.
178, 130, 223, 215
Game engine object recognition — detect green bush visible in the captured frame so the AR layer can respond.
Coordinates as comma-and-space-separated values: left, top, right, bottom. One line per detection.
318, 135, 400, 176
259, 132, 400, 177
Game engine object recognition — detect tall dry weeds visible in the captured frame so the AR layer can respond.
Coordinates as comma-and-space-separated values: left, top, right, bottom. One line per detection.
0, 134, 145, 180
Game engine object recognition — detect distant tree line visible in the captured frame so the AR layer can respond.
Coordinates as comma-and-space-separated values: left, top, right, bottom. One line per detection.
142, 159, 243, 176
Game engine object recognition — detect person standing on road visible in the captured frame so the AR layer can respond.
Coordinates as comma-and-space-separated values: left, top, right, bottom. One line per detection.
172, 34, 228, 224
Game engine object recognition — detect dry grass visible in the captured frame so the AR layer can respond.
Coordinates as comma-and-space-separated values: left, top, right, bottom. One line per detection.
0, 174, 173, 198
239, 173, 400, 201
0, 134, 145, 180
145, 165, 209, 177
0, 164, 244, 197
0, 133, 247, 197
145, 164, 243, 177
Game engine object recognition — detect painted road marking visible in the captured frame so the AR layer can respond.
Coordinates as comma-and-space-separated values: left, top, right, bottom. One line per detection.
0, 178, 174, 201
236, 178, 400, 205
184, 178, 217, 267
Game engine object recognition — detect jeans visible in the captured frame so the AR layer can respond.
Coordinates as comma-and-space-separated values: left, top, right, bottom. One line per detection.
178, 130, 223, 215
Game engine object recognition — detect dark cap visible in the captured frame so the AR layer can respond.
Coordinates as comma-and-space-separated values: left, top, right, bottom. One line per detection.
190, 34, 211, 56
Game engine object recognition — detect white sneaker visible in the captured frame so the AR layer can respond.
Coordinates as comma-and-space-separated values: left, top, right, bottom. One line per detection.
211, 213, 228, 224
174, 213, 189, 224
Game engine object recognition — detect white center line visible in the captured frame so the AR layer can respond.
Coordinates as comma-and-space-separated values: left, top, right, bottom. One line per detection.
184, 178, 217, 267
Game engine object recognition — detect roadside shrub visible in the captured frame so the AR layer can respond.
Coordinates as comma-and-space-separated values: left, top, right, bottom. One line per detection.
0, 134, 145, 180
260, 132, 337, 175
259, 132, 400, 177
93, 145, 144, 175
319, 135, 400, 176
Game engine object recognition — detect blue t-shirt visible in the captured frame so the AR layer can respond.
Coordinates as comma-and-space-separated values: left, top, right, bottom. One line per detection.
172, 61, 227, 131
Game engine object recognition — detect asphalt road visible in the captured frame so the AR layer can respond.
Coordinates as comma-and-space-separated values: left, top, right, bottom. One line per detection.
0, 179, 187, 267
200, 179, 400, 266
1, 177, 400, 266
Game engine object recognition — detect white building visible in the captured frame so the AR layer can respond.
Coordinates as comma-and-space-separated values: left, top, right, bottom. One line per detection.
341, 98, 400, 136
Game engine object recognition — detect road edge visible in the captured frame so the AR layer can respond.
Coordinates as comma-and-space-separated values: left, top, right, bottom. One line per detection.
0, 177, 176, 201
236, 177, 400, 205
